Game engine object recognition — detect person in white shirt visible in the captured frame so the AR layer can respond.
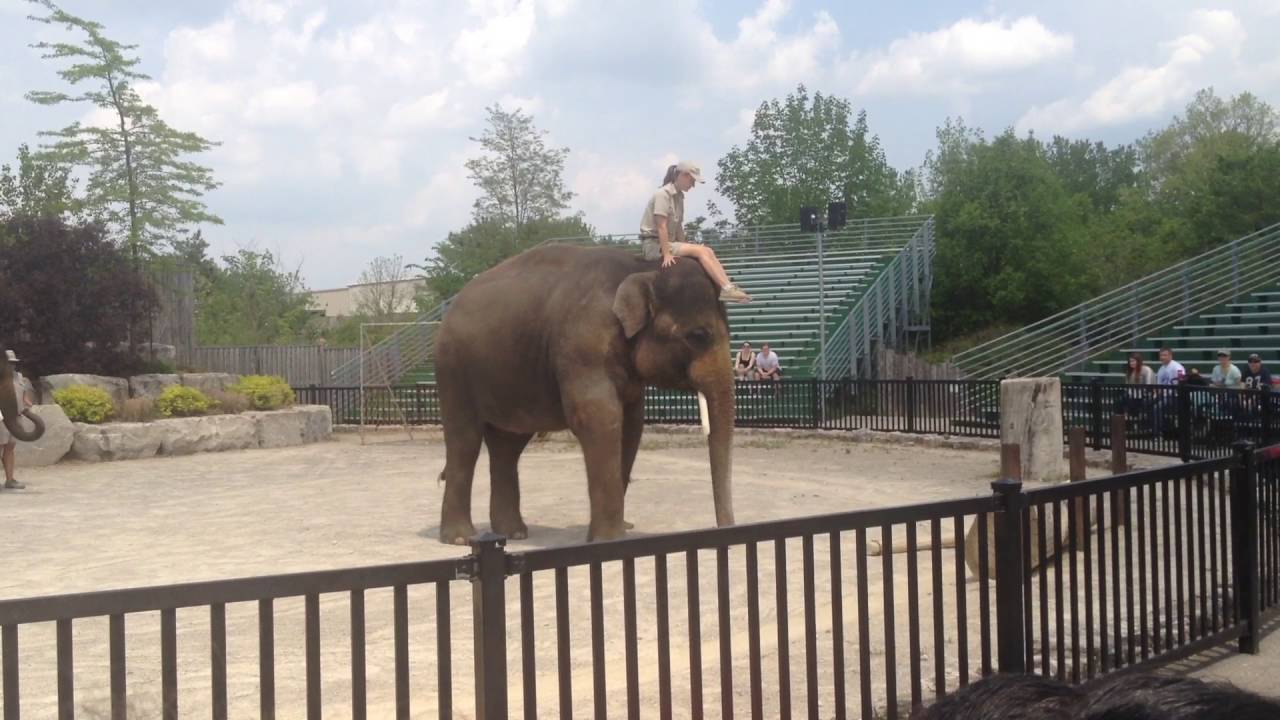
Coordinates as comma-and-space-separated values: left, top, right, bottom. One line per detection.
754, 344, 782, 382
1153, 347, 1186, 437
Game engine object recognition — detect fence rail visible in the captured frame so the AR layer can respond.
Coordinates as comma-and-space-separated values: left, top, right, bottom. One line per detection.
3, 442, 1276, 719
953, 222, 1280, 379
298, 379, 1279, 462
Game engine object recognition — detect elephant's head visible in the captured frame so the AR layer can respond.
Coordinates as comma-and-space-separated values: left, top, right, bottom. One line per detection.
0, 346, 44, 442
613, 263, 735, 526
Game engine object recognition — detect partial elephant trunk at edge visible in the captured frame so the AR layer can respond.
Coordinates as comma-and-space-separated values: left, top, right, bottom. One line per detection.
704, 373, 735, 527
0, 364, 44, 443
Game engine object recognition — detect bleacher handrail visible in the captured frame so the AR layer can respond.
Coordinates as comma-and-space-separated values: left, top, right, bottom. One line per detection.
952, 222, 1280, 379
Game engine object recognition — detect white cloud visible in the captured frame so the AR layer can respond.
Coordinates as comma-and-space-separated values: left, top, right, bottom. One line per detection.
854, 16, 1074, 96
1017, 9, 1246, 134
498, 93, 545, 116
450, 0, 538, 86
694, 0, 842, 91
387, 90, 456, 131
403, 153, 476, 230
244, 81, 320, 126
234, 0, 299, 26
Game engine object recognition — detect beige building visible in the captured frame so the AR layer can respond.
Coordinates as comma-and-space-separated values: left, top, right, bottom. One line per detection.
310, 278, 425, 318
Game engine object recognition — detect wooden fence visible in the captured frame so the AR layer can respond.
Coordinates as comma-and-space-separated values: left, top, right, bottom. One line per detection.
147, 269, 195, 362
189, 345, 360, 386
874, 347, 965, 380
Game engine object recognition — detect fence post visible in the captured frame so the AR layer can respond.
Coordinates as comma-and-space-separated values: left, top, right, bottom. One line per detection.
1230, 442, 1260, 654
992, 444, 1026, 674
1089, 379, 1104, 451
811, 379, 821, 429
1110, 414, 1127, 474
1262, 390, 1275, 447
1178, 384, 1193, 462
469, 532, 509, 719
906, 377, 917, 434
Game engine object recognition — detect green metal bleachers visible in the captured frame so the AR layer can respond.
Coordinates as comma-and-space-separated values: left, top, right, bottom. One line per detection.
1065, 285, 1280, 382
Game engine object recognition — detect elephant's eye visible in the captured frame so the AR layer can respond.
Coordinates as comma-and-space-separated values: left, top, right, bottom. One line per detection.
685, 327, 711, 345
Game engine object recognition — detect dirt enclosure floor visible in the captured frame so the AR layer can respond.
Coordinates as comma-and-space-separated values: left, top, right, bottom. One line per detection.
1, 428, 1111, 718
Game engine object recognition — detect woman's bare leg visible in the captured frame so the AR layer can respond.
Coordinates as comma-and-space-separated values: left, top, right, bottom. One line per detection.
674, 244, 731, 288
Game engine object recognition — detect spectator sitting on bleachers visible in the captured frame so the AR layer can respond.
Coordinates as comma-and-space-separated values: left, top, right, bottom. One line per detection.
1210, 349, 1242, 389
1242, 353, 1273, 392
1116, 353, 1155, 416
755, 344, 782, 381
734, 342, 756, 381
1184, 367, 1210, 386
1152, 347, 1186, 436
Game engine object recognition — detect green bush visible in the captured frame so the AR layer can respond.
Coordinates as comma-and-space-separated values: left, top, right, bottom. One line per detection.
230, 375, 295, 410
155, 385, 214, 417
52, 385, 115, 423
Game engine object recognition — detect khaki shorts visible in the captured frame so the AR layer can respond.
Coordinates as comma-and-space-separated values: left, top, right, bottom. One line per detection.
641, 238, 688, 261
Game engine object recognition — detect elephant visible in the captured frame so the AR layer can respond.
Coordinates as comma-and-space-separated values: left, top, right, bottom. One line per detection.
434, 244, 735, 544
0, 346, 45, 442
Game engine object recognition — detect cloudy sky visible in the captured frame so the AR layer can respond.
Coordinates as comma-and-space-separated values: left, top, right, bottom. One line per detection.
2, 0, 1278, 289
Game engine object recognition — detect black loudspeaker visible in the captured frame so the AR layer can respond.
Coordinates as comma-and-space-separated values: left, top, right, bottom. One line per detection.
827, 202, 847, 230
799, 206, 821, 233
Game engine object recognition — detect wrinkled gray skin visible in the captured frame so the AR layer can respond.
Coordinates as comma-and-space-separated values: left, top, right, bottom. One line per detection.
434, 244, 735, 544
0, 346, 44, 442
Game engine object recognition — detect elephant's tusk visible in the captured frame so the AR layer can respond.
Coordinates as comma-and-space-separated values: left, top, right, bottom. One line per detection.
697, 392, 710, 436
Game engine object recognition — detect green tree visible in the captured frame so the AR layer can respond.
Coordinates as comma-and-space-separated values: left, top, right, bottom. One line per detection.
931, 130, 1089, 340
195, 249, 315, 346
465, 104, 574, 232
0, 144, 78, 221
25, 0, 221, 256
354, 254, 416, 319
716, 84, 915, 225
419, 215, 594, 300
1043, 136, 1140, 214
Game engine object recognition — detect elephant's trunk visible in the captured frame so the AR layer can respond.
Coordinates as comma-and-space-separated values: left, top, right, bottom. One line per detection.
701, 365, 735, 527
0, 360, 43, 442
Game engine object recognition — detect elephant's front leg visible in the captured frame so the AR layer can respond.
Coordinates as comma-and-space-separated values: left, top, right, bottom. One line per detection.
619, 398, 645, 530
564, 381, 627, 542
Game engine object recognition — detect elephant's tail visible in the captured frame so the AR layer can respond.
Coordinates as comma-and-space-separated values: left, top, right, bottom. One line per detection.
436, 469, 444, 485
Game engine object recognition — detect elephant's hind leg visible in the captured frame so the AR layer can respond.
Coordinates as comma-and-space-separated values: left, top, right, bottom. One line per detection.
439, 419, 483, 545
484, 425, 533, 540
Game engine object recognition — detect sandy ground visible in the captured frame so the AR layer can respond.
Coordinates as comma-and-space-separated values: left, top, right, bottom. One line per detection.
0, 427, 1255, 719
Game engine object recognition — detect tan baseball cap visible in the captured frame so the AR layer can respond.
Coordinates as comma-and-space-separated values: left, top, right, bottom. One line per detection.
675, 161, 704, 183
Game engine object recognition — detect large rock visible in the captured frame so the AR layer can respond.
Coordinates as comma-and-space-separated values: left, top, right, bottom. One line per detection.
38, 374, 129, 408
137, 343, 177, 363
158, 415, 257, 455
129, 374, 180, 400
12, 405, 75, 467
1000, 377, 1066, 483
180, 373, 240, 394
297, 405, 333, 443
70, 422, 164, 462
248, 409, 307, 448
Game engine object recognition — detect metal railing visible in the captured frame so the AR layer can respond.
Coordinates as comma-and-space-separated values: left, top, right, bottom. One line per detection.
954, 222, 1280, 379
329, 215, 934, 387
299, 379, 1280, 462
810, 218, 935, 379
3, 442, 1276, 718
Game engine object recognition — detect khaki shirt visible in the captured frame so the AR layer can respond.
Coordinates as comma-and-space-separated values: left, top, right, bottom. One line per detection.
639, 183, 686, 243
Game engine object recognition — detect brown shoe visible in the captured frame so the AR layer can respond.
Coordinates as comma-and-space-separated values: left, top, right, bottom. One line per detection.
4, 479, 25, 490
719, 283, 752, 303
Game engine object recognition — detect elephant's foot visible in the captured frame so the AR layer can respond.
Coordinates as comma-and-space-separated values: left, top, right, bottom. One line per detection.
491, 514, 529, 540
586, 520, 627, 543
439, 519, 476, 546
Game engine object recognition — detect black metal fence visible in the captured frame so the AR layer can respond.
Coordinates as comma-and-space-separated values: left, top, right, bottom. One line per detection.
3, 443, 1278, 719
298, 380, 1280, 461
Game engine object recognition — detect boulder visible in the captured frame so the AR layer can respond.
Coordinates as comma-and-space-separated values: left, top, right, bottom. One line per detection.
181, 373, 240, 394
70, 422, 164, 462
297, 405, 333, 443
39, 374, 129, 408
12, 405, 75, 467
249, 409, 307, 448
129, 374, 180, 400
158, 415, 257, 455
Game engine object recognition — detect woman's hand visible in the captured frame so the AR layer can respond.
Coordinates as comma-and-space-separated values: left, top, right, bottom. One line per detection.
661, 253, 677, 268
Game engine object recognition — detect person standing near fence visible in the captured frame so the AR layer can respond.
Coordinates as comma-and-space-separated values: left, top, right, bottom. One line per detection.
0, 350, 32, 490
1152, 347, 1186, 437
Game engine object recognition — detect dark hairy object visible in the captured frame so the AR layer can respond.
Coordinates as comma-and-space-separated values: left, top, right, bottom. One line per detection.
911, 673, 1082, 720
1078, 673, 1280, 720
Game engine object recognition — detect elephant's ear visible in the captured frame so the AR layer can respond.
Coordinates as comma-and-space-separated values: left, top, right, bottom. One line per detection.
613, 272, 655, 339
